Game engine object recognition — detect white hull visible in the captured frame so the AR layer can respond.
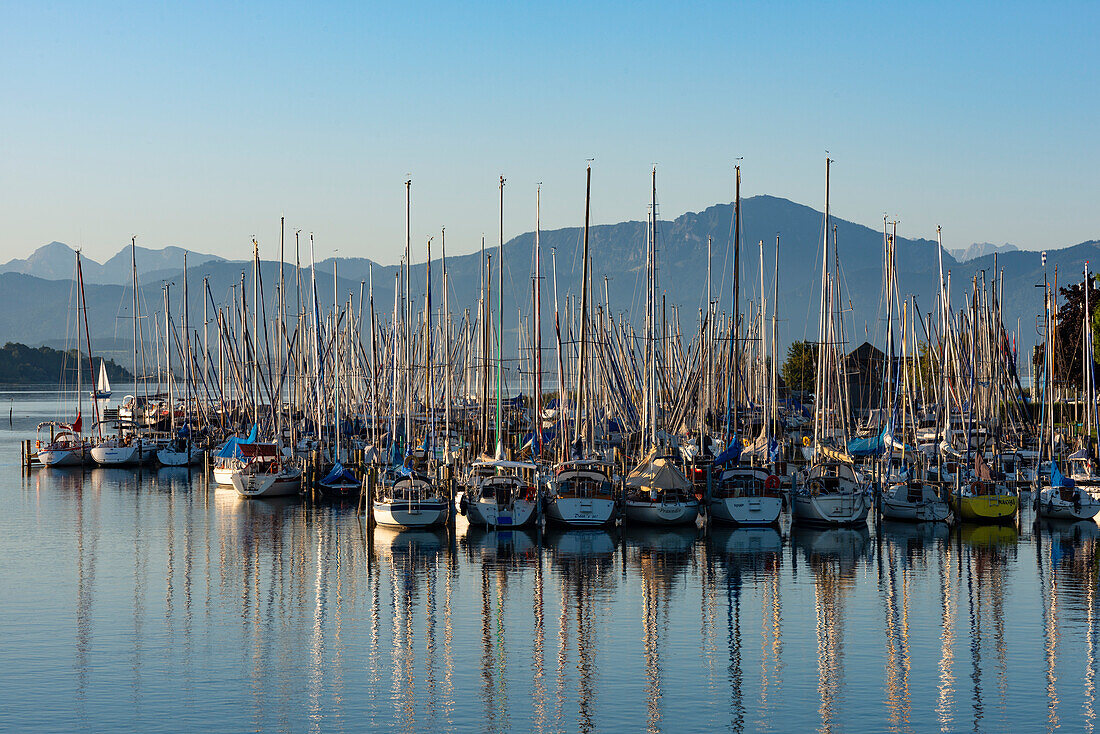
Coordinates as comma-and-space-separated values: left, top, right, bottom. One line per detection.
880, 496, 951, 522
624, 499, 699, 526
213, 466, 237, 486
545, 497, 617, 527
38, 447, 83, 466
231, 468, 302, 497
373, 500, 449, 528
708, 495, 782, 526
467, 498, 538, 528
1038, 486, 1100, 521
792, 491, 869, 526
157, 449, 201, 467
91, 442, 156, 466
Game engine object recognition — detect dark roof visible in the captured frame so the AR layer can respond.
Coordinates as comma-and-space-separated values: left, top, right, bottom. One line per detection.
845, 341, 884, 363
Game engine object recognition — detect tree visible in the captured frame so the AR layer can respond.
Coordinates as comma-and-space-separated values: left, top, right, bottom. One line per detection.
1053, 274, 1100, 384
781, 340, 818, 394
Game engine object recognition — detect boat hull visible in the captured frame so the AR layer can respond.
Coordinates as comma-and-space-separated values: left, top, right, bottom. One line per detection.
373, 500, 450, 528
948, 493, 1018, 523
38, 447, 83, 466
1037, 487, 1100, 521
466, 498, 538, 528
157, 449, 201, 467
231, 469, 302, 498
792, 492, 869, 526
544, 497, 617, 527
91, 442, 156, 466
623, 499, 699, 526
708, 496, 782, 526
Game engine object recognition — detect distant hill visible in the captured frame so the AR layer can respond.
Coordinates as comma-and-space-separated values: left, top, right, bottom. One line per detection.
948, 242, 1019, 262
0, 342, 133, 384
0, 196, 1093, 359
0, 242, 225, 285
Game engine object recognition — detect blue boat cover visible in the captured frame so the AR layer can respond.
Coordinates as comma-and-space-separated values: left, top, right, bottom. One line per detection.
847, 428, 887, 458
321, 461, 358, 486
1051, 462, 1075, 488
713, 438, 742, 467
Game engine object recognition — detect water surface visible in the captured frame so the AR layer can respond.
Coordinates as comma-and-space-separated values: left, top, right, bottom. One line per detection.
1, 388, 1096, 733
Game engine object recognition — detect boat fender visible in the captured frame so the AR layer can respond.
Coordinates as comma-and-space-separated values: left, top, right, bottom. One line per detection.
802, 436, 811, 447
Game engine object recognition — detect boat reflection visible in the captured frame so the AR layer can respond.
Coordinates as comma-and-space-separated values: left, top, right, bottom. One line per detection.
623, 525, 698, 733
792, 524, 870, 733
707, 525, 784, 733
544, 526, 617, 732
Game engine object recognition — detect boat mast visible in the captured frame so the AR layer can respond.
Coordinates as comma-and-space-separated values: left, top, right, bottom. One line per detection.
813, 158, 830, 452
496, 175, 505, 459
534, 185, 543, 460
575, 164, 593, 455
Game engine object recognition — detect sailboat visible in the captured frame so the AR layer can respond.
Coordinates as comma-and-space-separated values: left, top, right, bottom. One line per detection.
156, 270, 201, 467
708, 182, 783, 526
39, 251, 94, 467
372, 181, 450, 528
792, 158, 871, 527
459, 179, 541, 529
545, 166, 619, 528
623, 168, 700, 527
1038, 263, 1100, 520
875, 230, 949, 522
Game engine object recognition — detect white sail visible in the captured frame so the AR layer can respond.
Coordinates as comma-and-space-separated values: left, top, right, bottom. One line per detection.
97, 359, 111, 396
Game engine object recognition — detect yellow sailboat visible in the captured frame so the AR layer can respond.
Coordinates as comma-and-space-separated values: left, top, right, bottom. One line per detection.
947, 453, 1018, 523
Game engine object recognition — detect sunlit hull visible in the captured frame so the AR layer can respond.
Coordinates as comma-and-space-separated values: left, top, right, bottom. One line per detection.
623, 498, 699, 526
91, 442, 156, 466
708, 495, 782, 525
212, 466, 236, 486
466, 498, 538, 528
544, 497, 617, 527
372, 499, 449, 528
948, 493, 1018, 522
230, 468, 302, 497
38, 447, 83, 466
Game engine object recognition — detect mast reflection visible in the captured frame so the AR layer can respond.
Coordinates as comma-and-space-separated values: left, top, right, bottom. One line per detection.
624, 525, 698, 733
792, 524, 870, 733
708, 525, 783, 733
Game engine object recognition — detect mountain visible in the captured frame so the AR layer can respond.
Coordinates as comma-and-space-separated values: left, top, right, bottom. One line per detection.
948, 242, 1019, 262
0, 242, 226, 285
0, 196, 1092, 366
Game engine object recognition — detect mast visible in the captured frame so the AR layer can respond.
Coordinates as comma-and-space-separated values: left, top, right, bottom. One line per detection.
334, 255, 341, 463
732, 164, 741, 432
164, 282, 173, 437
132, 237, 140, 403
575, 165, 593, 454
813, 158, 830, 450
534, 185, 543, 460
496, 175, 505, 458
77, 251, 99, 433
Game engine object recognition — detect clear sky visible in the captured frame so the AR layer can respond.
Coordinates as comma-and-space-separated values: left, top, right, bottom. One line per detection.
2, 1, 1097, 265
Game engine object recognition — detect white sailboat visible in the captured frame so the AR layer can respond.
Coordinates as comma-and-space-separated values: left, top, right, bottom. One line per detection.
792, 158, 870, 527
545, 166, 619, 528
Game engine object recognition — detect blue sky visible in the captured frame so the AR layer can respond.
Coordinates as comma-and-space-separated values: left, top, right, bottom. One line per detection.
2, 1, 1097, 264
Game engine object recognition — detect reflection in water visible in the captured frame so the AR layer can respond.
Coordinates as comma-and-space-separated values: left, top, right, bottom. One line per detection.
624, 526, 697, 734
792, 524, 870, 733
708, 526, 783, 734
23, 448, 1100, 733
546, 528, 617, 733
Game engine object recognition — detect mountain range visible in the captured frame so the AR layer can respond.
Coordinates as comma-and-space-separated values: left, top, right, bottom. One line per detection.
1, 196, 1090, 369
947, 242, 1019, 262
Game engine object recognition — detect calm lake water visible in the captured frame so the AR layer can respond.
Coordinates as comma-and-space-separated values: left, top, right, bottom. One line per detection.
2, 388, 1098, 733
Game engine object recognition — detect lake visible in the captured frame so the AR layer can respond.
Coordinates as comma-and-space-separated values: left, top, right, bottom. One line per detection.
0, 387, 1095, 733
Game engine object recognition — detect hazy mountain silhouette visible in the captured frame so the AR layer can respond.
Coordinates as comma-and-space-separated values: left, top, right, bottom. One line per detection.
2, 196, 1089, 368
